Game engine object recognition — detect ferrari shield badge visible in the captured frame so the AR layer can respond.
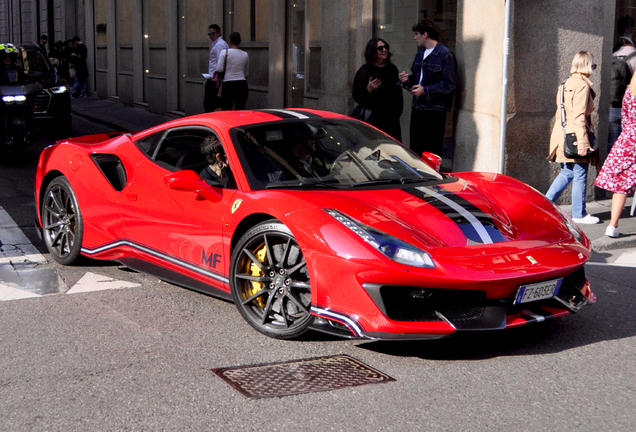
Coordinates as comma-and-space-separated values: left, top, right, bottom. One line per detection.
526, 256, 538, 265
231, 199, 243, 214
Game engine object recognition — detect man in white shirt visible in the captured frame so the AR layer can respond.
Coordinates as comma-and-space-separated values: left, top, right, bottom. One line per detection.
204, 24, 229, 112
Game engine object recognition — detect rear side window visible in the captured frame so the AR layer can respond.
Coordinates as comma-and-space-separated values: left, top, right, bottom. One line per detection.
135, 131, 164, 157
21, 47, 50, 73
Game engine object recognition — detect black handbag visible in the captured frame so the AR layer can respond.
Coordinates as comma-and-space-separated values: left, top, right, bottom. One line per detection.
560, 82, 598, 159
349, 104, 372, 122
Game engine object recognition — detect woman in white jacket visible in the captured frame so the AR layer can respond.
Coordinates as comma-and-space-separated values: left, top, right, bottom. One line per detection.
217, 32, 249, 110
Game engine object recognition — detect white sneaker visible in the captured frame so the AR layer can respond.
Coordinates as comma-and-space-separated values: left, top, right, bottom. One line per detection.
572, 214, 600, 224
605, 225, 619, 238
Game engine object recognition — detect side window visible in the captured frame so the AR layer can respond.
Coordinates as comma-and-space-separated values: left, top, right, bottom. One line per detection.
153, 127, 215, 172
22, 48, 50, 73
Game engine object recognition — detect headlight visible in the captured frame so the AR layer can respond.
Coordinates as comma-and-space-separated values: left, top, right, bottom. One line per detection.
324, 209, 435, 268
2, 95, 27, 104
51, 86, 68, 94
552, 203, 583, 243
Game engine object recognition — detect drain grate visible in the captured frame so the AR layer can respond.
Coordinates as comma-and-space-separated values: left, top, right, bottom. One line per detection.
212, 354, 395, 399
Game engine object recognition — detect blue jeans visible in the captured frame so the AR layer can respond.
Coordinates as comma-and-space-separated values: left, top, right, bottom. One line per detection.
546, 162, 589, 218
72, 75, 87, 96
608, 106, 621, 152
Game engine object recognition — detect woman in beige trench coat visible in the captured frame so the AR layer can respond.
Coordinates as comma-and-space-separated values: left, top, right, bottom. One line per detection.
545, 51, 600, 224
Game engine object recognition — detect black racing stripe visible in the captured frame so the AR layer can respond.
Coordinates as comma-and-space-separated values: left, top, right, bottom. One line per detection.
404, 186, 507, 244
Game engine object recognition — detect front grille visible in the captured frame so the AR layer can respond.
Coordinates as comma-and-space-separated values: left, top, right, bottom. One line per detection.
368, 267, 588, 328
34, 91, 50, 113
379, 286, 487, 322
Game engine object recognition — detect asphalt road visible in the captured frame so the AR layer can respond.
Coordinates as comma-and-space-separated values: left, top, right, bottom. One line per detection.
0, 116, 635, 431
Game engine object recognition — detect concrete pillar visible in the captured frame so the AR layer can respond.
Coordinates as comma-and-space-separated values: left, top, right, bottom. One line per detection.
318, 0, 373, 115
107, 0, 117, 98
505, 0, 615, 202
165, 0, 178, 112
453, 0, 505, 174
132, 0, 143, 104
84, 0, 95, 94
268, 0, 284, 108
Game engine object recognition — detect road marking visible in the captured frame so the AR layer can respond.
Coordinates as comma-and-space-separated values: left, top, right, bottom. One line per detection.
0, 282, 41, 301
66, 272, 141, 294
614, 250, 636, 267
1, 207, 141, 300
588, 250, 636, 268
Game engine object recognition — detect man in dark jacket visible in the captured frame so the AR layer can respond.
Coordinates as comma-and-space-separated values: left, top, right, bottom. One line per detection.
399, 20, 457, 159
70, 36, 88, 97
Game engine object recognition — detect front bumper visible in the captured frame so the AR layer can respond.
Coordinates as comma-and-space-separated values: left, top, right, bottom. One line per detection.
310, 267, 594, 340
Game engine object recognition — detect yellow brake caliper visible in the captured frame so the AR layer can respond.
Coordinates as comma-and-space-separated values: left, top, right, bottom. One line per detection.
246, 244, 267, 307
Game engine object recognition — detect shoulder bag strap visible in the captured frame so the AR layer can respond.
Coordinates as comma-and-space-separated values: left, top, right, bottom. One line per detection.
560, 82, 567, 131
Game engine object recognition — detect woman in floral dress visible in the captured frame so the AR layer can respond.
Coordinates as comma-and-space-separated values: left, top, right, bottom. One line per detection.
594, 74, 636, 237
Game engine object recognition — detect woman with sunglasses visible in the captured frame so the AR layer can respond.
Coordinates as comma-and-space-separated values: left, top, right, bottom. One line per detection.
546, 51, 600, 225
352, 38, 403, 141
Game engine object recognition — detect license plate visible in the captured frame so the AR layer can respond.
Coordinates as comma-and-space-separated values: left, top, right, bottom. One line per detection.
514, 278, 563, 305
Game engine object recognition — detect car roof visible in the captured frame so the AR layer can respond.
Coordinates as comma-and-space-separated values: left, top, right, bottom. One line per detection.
134, 109, 351, 138
14, 43, 44, 52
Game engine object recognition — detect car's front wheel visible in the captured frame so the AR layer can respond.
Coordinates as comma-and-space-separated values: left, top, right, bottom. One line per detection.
41, 176, 83, 265
230, 220, 313, 339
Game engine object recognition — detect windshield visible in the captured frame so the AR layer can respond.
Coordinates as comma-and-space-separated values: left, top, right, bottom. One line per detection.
232, 119, 444, 190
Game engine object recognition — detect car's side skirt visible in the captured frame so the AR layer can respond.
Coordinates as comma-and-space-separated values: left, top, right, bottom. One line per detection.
118, 257, 233, 302
81, 240, 231, 300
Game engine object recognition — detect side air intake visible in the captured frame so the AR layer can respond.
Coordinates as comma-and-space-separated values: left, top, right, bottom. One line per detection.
90, 154, 127, 192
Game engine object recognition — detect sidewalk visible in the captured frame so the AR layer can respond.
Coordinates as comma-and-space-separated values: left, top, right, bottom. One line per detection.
559, 197, 636, 252
70, 95, 636, 252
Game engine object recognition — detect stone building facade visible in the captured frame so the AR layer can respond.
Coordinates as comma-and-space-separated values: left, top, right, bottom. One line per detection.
1, 0, 631, 200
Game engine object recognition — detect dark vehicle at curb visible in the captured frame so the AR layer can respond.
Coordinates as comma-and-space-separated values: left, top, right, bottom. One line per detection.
0, 43, 71, 150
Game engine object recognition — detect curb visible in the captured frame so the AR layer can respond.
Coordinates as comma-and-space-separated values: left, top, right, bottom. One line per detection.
592, 234, 636, 252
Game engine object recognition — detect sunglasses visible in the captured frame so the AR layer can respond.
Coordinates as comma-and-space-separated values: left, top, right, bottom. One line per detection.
208, 31, 217, 37
377, 45, 389, 52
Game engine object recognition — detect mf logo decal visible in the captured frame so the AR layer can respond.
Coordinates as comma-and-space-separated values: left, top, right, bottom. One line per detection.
231, 199, 243, 214
202, 251, 222, 268
526, 256, 538, 265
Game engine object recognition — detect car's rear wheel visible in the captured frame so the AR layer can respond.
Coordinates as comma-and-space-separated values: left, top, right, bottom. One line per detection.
230, 220, 313, 339
41, 176, 83, 265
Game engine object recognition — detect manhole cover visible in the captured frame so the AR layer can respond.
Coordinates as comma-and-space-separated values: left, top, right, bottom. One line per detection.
212, 354, 395, 399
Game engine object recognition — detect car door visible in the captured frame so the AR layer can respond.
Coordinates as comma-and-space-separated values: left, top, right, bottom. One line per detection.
118, 125, 237, 289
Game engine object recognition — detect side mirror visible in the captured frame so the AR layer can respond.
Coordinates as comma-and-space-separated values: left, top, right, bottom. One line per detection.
164, 170, 222, 202
420, 152, 442, 172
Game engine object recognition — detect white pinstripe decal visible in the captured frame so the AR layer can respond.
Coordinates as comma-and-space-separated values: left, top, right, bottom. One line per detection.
81, 241, 229, 284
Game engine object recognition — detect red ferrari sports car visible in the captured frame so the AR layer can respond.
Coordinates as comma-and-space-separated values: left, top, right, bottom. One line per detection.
35, 109, 595, 340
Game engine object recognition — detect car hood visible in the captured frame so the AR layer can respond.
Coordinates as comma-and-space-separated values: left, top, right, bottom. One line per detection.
290, 173, 575, 253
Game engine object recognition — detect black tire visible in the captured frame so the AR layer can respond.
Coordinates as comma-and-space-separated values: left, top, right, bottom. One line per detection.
41, 176, 84, 265
230, 220, 313, 339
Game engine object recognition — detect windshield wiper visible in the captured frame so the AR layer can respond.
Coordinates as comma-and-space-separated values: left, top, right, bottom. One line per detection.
350, 177, 436, 187
265, 180, 345, 189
